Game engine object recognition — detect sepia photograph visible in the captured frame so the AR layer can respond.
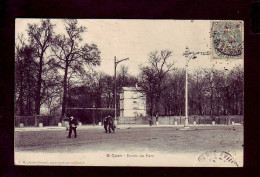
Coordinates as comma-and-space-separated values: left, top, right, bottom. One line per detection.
14, 19, 244, 167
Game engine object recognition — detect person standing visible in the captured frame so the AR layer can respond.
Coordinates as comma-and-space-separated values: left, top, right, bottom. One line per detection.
104, 116, 108, 133
67, 116, 77, 138
155, 112, 159, 125
156, 112, 159, 122
107, 115, 115, 133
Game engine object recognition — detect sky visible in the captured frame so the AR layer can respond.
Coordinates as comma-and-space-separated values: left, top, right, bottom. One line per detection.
16, 19, 243, 76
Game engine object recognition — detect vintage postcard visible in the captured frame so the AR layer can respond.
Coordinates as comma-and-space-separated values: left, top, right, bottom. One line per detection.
14, 19, 243, 167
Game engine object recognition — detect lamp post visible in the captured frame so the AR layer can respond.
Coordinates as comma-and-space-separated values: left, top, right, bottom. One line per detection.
182, 47, 210, 128
114, 56, 129, 125
92, 103, 95, 126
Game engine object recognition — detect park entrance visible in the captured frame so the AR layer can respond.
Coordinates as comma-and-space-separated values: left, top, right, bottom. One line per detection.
67, 107, 115, 125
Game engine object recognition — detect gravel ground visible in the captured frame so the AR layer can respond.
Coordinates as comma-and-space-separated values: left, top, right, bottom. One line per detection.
15, 125, 243, 154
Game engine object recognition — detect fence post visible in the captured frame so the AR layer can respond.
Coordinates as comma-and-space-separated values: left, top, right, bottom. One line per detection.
25, 116, 28, 126
17, 116, 20, 127
19, 123, 24, 128
34, 115, 37, 127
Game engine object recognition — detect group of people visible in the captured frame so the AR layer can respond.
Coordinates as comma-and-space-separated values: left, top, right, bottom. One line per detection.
103, 115, 116, 133
65, 115, 116, 138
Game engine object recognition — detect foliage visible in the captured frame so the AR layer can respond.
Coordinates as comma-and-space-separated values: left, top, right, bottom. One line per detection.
139, 49, 175, 118
15, 19, 244, 122
15, 36, 38, 116
51, 19, 101, 117
27, 19, 56, 115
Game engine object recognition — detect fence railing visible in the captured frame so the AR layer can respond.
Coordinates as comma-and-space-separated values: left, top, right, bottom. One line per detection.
15, 115, 61, 127
118, 115, 243, 125
15, 115, 243, 127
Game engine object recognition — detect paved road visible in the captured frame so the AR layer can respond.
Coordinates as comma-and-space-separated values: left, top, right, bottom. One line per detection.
15, 125, 243, 154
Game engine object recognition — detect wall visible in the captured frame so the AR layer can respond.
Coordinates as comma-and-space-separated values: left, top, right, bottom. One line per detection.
118, 115, 244, 125
118, 116, 149, 125
15, 115, 244, 126
15, 115, 61, 127
120, 88, 146, 117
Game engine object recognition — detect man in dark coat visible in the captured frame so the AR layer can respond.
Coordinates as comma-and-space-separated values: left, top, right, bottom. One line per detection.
107, 115, 115, 133
67, 116, 77, 138
104, 116, 108, 133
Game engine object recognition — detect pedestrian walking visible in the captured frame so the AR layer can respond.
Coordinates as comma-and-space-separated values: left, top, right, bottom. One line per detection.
104, 116, 108, 133
149, 115, 153, 126
156, 112, 159, 122
67, 116, 77, 138
107, 115, 115, 133
63, 116, 70, 136
155, 112, 159, 125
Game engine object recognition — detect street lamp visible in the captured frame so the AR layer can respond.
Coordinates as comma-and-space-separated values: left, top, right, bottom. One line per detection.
183, 47, 197, 128
182, 47, 210, 128
114, 56, 129, 125
92, 103, 95, 126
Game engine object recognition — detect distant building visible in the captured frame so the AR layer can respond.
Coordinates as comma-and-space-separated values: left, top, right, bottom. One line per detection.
120, 86, 146, 117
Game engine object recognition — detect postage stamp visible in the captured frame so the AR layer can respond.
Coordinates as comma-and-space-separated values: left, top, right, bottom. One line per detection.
210, 20, 244, 60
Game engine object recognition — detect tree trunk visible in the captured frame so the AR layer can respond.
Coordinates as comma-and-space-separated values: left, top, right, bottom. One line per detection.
210, 94, 213, 117
107, 92, 111, 108
155, 97, 160, 116
198, 103, 202, 116
19, 67, 25, 116
19, 93, 24, 116
150, 97, 154, 119
35, 54, 43, 115
61, 63, 69, 119
27, 64, 32, 115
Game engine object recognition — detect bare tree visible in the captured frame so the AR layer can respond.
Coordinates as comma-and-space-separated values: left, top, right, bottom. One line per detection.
41, 66, 62, 115
27, 19, 55, 115
187, 66, 244, 117
15, 34, 39, 116
139, 49, 175, 118
161, 69, 185, 116
51, 19, 101, 119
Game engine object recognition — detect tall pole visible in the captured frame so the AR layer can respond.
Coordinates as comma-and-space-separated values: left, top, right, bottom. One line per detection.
184, 57, 189, 127
92, 103, 95, 126
183, 47, 190, 127
114, 56, 117, 123
182, 47, 210, 128
114, 56, 129, 125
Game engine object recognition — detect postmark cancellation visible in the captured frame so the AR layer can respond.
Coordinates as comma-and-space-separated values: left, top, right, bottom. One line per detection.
198, 150, 239, 167
211, 20, 244, 60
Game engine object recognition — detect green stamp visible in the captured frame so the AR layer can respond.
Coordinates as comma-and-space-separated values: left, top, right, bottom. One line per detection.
211, 20, 244, 59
